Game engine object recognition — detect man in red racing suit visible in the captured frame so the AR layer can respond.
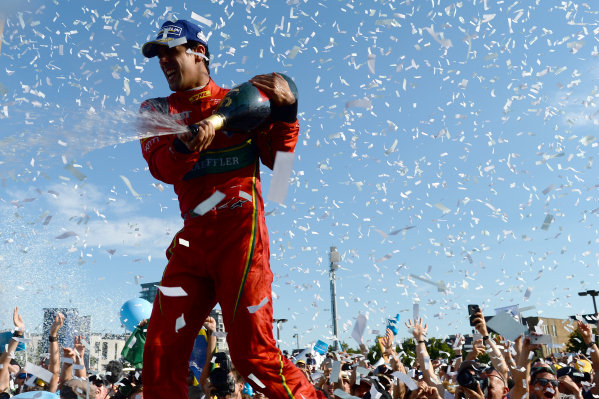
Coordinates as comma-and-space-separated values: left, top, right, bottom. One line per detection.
139, 19, 317, 399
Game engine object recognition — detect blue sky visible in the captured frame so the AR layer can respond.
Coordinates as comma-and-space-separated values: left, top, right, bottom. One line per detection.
1, 0, 599, 350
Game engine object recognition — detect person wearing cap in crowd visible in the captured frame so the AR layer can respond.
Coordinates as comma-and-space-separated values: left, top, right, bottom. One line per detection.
60, 379, 94, 399
529, 364, 560, 399
139, 18, 312, 399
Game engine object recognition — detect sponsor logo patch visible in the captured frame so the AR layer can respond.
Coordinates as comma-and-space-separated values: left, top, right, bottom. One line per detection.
189, 90, 211, 103
158, 25, 182, 38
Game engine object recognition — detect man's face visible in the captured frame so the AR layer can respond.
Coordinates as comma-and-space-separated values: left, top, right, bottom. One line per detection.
481, 370, 508, 399
94, 384, 108, 399
156, 44, 205, 91
531, 372, 559, 399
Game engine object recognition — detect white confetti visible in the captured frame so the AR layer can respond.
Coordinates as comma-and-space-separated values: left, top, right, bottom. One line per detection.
193, 191, 226, 215
247, 296, 269, 313
158, 286, 188, 297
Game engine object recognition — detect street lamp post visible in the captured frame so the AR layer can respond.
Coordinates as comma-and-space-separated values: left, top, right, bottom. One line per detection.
273, 318, 288, 349
578, 290, 599, 314
329, 246, 341, 351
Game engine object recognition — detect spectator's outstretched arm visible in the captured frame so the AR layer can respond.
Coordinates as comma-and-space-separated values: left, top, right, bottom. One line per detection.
510, 335, 538, 399
452, 334, 465, 374
73, 335, 87, 379
48, 312, 65, 393
472, 310, 509, 380
200, 316, 218, 395
405, 318, 445, 395
59, 346, 76, 388
0, 307, 25, 391
465, 339, 485, 362
577, 320, 599, 397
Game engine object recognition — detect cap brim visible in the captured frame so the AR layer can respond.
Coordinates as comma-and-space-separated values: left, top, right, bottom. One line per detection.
141, 40, 170, 58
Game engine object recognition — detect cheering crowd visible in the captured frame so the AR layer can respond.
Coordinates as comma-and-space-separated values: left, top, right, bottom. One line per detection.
1, 305, 598, 399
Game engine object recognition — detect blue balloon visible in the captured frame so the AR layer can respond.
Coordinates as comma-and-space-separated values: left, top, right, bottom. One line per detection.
0, 331, 26, 352
13, 392, 58, 398
120, 298, 152, 332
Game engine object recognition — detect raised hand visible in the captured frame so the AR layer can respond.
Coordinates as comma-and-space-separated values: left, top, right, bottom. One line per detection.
74, 335, 86, 360
577, 320, 594, 345
380, 328, 395, 355
203, 316, 217, 334
50, 312, 65, 337
13, 307, 25, 333
406, 318, 428, 341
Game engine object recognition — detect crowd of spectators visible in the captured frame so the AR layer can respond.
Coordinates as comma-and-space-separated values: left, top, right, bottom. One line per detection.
1, 305, 598, 399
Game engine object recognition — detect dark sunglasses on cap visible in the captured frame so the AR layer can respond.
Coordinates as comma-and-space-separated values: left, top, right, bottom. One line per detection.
17, 373, 32, 379
535, 378, 559, 387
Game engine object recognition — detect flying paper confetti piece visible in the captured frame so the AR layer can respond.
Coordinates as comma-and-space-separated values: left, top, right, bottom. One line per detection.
345, 98, 372, 110
193, 191, 226, 215
55, 231, 78, 240
267, 151, 295, 204
175, 314, 186, 332
524, 287, 533, 301
25, 362, 53, 383
178, 238, 190, 247
158, 286, 188, 297
65, 164, 86, 181
435, 203, 451, 214
191, 11, 213, 27
541, 214, 554, 230
392, 371, 419, 390
248, 373, 266, 389
247, 296, 269, 313
120, 175, 142, 199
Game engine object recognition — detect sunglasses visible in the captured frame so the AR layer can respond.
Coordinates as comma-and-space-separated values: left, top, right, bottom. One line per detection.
535, 378, 559, 387
17, 373, 32, 379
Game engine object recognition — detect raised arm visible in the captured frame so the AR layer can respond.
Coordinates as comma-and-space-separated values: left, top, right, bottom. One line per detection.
200, 316, 218, 395
472, 310, 509, 380
0, 307, 25, 392
577, 320, 599, 397
509, 335, 539, 399
405, 318, 445, 395
48, 312, 65, 393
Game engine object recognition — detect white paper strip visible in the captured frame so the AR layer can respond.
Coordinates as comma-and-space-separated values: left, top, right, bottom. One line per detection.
248, 373, 266, 388
248, 297, 268, 314
191, 11, 213, 27
175, 314, 186, 332
158, 286, 188, 297
178, 238, 189, 247
267, 151, 295, 204
330, 360, 341, 383
120, 175, 141, 199
168, 37, 188, 48
239, 190, 253, 202
193, 191, 226, 215
25, 361, 53, 383
392, 371, 419, 390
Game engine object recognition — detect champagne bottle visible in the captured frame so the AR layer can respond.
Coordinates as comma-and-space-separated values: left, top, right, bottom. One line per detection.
191, 73, 297, 133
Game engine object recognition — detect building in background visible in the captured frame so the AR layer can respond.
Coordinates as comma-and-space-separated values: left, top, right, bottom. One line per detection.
41, 308, 92, 366
523, 316, 571, 356
210, 308, 228, 353
140, 282, 159, 304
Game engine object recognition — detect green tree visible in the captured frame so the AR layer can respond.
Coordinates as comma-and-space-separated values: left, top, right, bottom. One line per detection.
566, 329, 587, 353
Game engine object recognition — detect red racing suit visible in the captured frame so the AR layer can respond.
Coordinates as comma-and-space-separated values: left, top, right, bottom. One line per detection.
139, 78, 316, 399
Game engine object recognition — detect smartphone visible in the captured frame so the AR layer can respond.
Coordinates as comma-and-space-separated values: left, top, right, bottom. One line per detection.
468, 304, 480, 326
530, 334, 552, 345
